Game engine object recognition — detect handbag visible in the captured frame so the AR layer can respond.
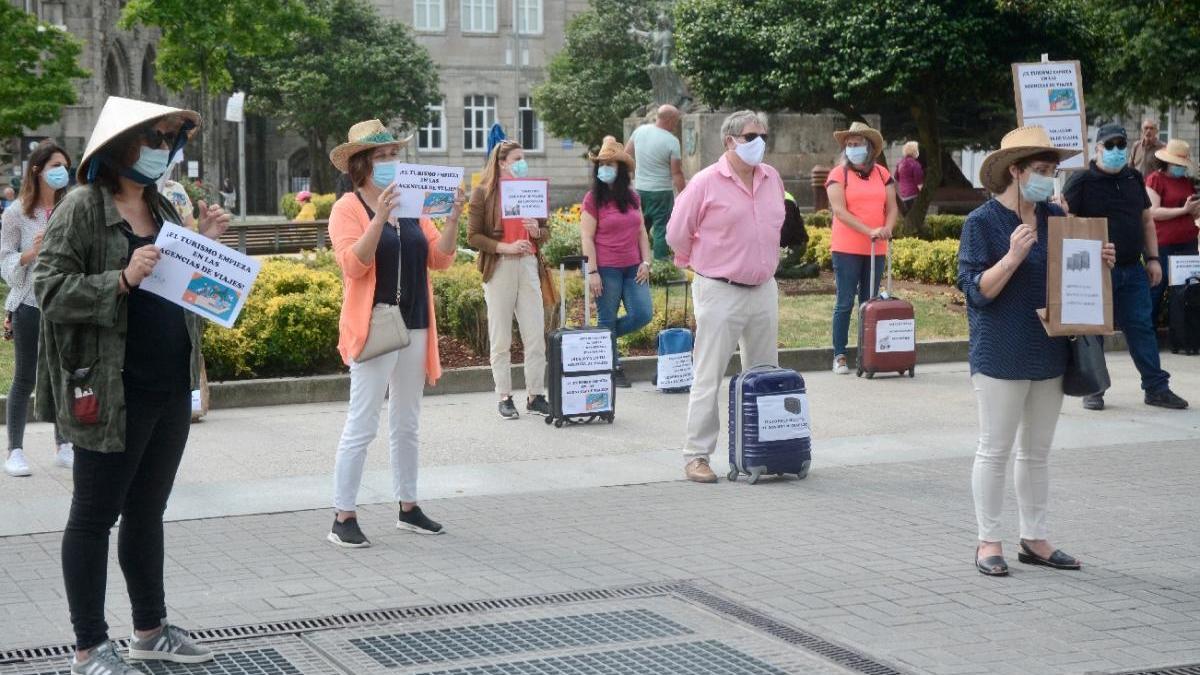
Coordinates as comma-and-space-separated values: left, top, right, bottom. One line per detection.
357, 195, 411, 362
1062, 334, 1110, 397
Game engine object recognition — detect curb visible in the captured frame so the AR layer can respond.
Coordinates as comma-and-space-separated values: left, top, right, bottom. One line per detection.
0, 334, 1133, 419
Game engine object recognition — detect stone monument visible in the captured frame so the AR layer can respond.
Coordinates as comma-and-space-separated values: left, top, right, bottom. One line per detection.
628, 12, 691, 110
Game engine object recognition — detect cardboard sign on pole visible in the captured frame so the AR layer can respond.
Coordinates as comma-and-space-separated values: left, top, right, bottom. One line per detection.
1011, 60, 1088, 170
1038, 216, 1113, 336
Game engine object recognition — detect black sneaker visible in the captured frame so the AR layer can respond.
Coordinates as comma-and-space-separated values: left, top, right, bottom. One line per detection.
613, 367, 631, 388
397, 505, 444, 535
1082, 393, 1104, 411
327, 517, 371, 548
526, 394, 551, 416
1145, 388, 1188, 409
498, 397, 519, 420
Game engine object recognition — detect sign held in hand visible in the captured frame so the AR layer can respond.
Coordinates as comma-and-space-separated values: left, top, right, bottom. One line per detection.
499, 178, 549, 219
138, 223, 262, 328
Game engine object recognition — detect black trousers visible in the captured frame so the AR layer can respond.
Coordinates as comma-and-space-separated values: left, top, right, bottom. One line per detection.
61, 388, 192, 650
7, 304, 63, 449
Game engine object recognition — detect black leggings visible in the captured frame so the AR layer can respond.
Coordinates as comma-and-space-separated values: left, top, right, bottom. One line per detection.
61, 388, 191, 650
6, 304, 63, 449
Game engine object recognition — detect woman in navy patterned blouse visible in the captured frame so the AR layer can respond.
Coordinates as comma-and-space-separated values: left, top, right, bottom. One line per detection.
959, 126, 1115, 577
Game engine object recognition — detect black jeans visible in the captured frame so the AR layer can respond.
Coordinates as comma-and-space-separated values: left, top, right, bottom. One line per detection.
61, 387, 191, 650
6, 304, 63, 450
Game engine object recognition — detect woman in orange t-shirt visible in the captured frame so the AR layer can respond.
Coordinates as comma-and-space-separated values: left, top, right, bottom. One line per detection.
824, 122, 899, 374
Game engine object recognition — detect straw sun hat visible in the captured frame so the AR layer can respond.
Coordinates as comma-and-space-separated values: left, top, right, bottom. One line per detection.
329, 119, 412, 173
978, 125, 1081, 194
587, 135, 634, 170
78, 96, 201, 183
833, 121, 885, 158
1154, 139, 1196, 172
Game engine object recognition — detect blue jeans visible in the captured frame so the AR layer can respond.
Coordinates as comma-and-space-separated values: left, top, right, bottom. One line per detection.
1151, 241, 1200, 325
596, 265, 653, 366
1108, 263, 1169, 394
831, 252, 885, 357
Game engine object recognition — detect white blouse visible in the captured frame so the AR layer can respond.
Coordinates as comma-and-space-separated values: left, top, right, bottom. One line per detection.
0, 199, 52, 311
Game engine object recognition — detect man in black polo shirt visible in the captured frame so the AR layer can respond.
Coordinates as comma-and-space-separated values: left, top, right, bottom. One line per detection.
1063, 123, 1188, 410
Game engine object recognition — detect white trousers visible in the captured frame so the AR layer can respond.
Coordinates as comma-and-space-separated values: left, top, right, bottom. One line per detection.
970, 373, 1064, 542
483, 256, 546, 397
684, 276, 779, 459
332, 329, 428, 510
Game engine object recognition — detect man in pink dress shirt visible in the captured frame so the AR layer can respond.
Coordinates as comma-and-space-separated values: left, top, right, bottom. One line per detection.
666, 110, 785, 483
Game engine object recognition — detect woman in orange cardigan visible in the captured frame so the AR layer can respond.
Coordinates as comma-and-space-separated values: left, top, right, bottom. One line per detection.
326, 120, 463, 548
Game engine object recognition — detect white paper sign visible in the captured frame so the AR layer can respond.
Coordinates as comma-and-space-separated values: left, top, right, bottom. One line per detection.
384, 163, 465, 219
1030, 115, 1085, 170
139, 223, 262, 328
756, 393, 811, 443
1169, 255, 1200, 286
1016, 63, 1081, 119
875, 319, 916, 353
191, 389, 203, 413
656, 351, 693, 389
560, 330, 613, 372
186, 161, 199, 178
561, 374, 612, 415
225, 91, 245, 123
1060, 238, 1104, 325
499, 178, 549, 219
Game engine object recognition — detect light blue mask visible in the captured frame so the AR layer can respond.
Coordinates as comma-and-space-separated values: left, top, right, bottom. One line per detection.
1101, 147, 1127, 171
845, 146, 869, 165
371, 161, 396, 189
44, 166, 70, 190
1169, 165, 1188, 178
1020, 172, 1056, 203
509, 159, 529, 178
130, 146, 171, 183
596, 165, 617, 184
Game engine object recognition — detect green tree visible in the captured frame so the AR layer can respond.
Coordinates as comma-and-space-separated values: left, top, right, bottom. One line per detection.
230, 0, 440, 193
533, 0, 655, 150
0, 5, 88, 138
119, 0, 318, 183
673, 0, 1095, 231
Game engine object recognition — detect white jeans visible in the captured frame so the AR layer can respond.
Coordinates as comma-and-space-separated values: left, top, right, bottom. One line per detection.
483, 256, 546, 397
684, 276, 779, 459
970, 373, 1064, 542
333, 329, 428, 510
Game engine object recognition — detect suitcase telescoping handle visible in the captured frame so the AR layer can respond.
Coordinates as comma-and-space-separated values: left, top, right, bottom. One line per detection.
663, 278, 690, 328
559, 254, 591, 328
869, 237, 893, 300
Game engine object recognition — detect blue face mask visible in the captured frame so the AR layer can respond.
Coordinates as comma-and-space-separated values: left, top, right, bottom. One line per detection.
1020, 172, 1056, 203
509, 159, 529, 178
1169, 165, 1188, 178
845, 145, 869, 165
43, 166, 70, 190
596, 165, 617, 184
1101, 147, 1127, 171
129, 146, 171, 184
371, 161, 396, 189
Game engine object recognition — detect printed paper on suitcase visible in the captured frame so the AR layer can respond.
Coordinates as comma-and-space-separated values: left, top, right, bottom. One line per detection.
559, 332, 613, 372
561, 374, 612, 414
755, 393, 811, 442
875, 319, 915, 353
656, 352, 693, 389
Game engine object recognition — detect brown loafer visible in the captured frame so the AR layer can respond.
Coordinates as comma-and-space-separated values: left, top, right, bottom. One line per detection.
685, 458, 718, 483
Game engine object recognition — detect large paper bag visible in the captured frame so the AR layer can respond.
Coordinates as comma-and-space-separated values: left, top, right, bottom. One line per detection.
1037, 216, 1113, 336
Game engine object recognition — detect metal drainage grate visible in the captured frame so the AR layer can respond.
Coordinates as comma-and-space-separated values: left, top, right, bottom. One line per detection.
417, 640, 788, 675
351, 608, 692, 668
675, 583, 906, 675
1108, 666, 1200, 675
137, 648, 302, 675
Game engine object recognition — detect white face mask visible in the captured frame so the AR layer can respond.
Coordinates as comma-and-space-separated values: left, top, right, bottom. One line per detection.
733, 136, 766, 166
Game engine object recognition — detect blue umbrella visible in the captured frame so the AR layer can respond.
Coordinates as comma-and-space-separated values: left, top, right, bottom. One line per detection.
486, 123, 506, 159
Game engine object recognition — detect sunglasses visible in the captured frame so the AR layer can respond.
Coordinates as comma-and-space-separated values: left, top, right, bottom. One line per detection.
140, 126, 181, 149
1103, 138, 1127, 151
737, 133, 769, 143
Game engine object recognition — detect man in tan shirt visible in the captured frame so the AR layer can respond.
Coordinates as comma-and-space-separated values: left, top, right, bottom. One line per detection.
1128, 118, 1165, 176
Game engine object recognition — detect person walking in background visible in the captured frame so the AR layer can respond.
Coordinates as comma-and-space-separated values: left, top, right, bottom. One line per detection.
579, 136, 653, 388
627, 104, 686, 260
467, 140, 552, 420
1129, 118, 1166, 177
37, 96, 229, 674
326, 120, 464, 548
667, 110, 784, 483
219, 177, 236, 212
959, 126, 1115, 577
0, 186, 16, 214
1145, 139, 1200, 325
825, 122, 899, 375
294, 190, 317, 221
1, 140, 73, 477
1063, 124, 1187, 411
896, 141, 924, 215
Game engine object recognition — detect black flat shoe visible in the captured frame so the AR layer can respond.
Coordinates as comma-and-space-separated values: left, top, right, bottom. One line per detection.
1017, 540, 1081, 570
975, 545, 1009, 576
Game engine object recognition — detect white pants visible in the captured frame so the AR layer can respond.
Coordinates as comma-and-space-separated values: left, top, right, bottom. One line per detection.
333, 329, 428, 510
483, 256, 546, 397
971, 373, 1064, 542
684, 276, 779, 459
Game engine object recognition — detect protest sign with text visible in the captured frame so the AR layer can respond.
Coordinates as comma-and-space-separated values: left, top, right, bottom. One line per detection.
1037, 216, 1113, 336
1012, 60, 1088, 170
384, 163, 465, 219
139, 223, 262, 328
499, 178, 549, 219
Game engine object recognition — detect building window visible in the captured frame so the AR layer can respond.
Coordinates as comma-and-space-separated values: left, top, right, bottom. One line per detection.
463, 95, 496, 152
414, 0, 444, 31
460, 0, 496, 33
516, 0, 542, 35
518, 96, 542, 152
419, 102, 446, 152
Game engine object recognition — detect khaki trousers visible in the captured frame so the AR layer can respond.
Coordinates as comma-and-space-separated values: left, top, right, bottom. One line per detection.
483, 256, 546, 397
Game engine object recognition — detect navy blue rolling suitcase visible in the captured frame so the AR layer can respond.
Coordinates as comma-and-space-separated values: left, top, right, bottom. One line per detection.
654, 279, 693, 393
727, 365, 812, 484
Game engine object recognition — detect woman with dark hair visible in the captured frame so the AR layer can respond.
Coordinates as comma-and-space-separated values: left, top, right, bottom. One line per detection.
580, 136, 653, 387
2, 140, 73, 477
35, 96, 230, 673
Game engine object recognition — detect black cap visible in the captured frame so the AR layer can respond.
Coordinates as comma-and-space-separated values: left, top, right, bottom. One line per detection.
1096, 123, 1127, 143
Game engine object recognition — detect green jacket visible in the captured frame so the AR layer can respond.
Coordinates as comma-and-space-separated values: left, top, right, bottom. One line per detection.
34, 184, 202, 453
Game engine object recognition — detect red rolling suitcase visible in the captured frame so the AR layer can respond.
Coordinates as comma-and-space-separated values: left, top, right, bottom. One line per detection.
856, 240, 916, 379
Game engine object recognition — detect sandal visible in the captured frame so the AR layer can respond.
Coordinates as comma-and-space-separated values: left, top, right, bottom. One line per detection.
1017, 540, 1081, 570
975, 545, 1009, 577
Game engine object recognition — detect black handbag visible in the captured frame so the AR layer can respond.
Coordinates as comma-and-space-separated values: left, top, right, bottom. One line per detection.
1062, 335, 1110, 397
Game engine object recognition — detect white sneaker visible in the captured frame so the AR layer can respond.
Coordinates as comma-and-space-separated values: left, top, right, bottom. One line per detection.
55, 443, 74, 469
5, 448, 31, 477
832, 355, 850, 375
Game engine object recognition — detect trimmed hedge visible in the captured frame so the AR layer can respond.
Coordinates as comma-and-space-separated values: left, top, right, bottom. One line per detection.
800, 225, 959, 285
803, 209, 965, 241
